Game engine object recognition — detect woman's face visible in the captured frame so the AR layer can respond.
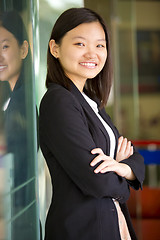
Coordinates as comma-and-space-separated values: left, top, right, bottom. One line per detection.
0, 27, 25, 90
50, 21, 107, 92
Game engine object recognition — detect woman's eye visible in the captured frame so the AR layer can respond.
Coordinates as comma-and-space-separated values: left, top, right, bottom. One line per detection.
75, 43, 85, 47
3, 45, 9, 49
97, 44, 105, 48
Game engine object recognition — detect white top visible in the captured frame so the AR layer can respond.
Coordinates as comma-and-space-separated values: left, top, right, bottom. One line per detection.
82, 92, 131, 240
82, 92, 116, 158
2, 98, 11, 111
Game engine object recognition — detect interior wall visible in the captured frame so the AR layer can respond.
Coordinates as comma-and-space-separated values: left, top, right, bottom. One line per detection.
136, 1, 160, 29
84, 0, 112, 28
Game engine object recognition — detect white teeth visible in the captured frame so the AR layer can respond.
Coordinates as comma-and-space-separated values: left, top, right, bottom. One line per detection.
0, 66, 7, 70
80, 62, 96, 67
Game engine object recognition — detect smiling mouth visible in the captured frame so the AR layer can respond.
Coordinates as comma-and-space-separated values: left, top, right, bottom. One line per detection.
0, 65, 7, 71
80, 62, 97, 68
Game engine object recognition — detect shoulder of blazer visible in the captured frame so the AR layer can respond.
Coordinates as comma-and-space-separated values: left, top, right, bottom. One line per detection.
42, 83, 75, 100
39, 82, 87, 121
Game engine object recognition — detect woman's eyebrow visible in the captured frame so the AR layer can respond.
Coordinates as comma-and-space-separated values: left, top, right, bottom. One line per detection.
0, 39, 10, 43
72, 36, 86, 40
97, 39, 106, 42
72, 36, 106, 41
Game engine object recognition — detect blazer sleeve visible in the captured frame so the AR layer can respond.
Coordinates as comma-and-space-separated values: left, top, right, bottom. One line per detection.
101, 109, 145, 190
120, 151, 145, 190
39, 87, 130, 203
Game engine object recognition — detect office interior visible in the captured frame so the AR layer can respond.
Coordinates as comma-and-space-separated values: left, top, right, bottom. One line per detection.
0, 0, 160, 239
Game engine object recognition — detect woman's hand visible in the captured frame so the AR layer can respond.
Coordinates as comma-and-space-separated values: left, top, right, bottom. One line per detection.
116, 136, 133, 162
90, 148, 135, 180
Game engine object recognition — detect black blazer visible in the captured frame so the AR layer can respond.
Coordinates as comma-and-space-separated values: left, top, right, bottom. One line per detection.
4, 78, 28, 187
39, 82, 145, 240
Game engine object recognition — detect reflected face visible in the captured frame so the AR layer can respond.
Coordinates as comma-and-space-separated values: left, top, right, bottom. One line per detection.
0, 27, 24, 90
51, 21, 107, 91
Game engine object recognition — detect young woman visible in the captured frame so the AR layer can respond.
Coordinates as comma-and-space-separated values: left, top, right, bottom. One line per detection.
39, 8, 145, 240
0, 11, 31, 187
0, 11, 29, 90
0, 10, 41, 240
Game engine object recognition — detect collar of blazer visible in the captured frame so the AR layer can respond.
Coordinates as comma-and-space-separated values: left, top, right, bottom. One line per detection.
70, 81, 118, 157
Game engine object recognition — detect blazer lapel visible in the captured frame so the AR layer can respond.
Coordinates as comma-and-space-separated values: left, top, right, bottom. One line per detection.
70, 82, 118, 158
70, 82, 111, 141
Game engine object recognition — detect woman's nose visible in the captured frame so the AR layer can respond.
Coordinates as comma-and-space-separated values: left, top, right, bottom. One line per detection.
84, 47, 97, 59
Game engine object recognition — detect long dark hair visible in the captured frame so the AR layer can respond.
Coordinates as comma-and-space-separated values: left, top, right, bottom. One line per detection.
46, 7, 113, 108
0, 10, 29, 45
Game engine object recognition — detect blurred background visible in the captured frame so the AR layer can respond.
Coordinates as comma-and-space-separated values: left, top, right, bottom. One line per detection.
0, 0, 160, 239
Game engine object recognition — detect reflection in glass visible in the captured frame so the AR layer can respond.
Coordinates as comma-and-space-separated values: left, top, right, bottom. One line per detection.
0, 9, 39, 240
0, 11, 31, 185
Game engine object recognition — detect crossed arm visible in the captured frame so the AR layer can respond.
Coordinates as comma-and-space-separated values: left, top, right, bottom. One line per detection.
90, 136, 136, 181
40, 87, 144, 199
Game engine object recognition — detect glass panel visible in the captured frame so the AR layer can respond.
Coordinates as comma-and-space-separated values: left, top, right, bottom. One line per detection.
111, 0, 160, 142
112, 1, 160, 240
111, 0, 139, 138
0, 0, 40, 239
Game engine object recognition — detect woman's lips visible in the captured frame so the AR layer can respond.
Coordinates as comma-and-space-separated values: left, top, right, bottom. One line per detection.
79, 62, 97, 68
0, 65, 7, 71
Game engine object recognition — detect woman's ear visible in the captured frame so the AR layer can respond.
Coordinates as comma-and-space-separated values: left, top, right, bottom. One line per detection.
21, 40, 29, 59
49, 39, 59, 58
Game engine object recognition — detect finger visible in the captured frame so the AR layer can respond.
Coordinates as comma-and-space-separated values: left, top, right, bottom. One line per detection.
125, 142, 134, 158
100, 161, 118, 173
90, 154, 110, 167
124, 141, 131, 157
100, 166, 113, 173
91, 148, 104, 155
119, 138, 127, 153
90, 154, 103, 167
117, 136, 123, 152
101, 162, 127, 177
129, 146, 133, 157
94, 161, 111, 173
